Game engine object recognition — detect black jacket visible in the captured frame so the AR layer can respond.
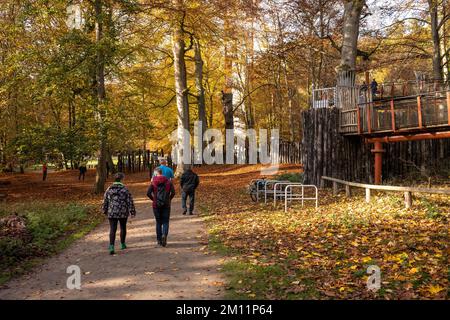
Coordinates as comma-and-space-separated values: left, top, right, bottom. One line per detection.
180, 169, 199, 193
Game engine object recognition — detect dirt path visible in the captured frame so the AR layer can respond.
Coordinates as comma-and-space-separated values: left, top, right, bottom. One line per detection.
0, 188, 225, 299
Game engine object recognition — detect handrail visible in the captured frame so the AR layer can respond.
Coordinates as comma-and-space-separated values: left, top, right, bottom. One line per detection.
322, 176, 450, 195
322, 176, 450, 208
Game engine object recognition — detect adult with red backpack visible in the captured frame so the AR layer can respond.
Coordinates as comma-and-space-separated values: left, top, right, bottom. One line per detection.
147, 167, 175, 247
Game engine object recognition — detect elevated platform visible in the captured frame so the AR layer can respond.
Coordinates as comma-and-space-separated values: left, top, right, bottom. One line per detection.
339, 90, 450, 137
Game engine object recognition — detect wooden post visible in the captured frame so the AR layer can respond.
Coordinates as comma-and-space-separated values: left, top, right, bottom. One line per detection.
345, 185, 352, 197
333, 181, 339, 195
357, 107, 362, 134
365, 188, 371, 203
417, 96, 423, 128
447, 92, 450, 126
390, 99, 396, 132
404, 191, 412, 209
367, 103, 372, 133
371, 141, 385, 184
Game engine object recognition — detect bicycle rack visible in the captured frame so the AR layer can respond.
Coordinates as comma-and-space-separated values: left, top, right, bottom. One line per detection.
284, 184, 318, 212
273, 182, 304, 206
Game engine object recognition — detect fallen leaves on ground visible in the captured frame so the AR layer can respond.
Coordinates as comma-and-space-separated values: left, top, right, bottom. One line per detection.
197, 164, 449, 300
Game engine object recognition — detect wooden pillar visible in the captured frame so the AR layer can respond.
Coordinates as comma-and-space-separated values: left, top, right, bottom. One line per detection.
365, 188, 371, 203
345, 185, 351, 197
404, 191, 412, 209
390, 99, 396, 132
417, 96, 423, 128
333, 181, 339, 195
371, 141, 385, 185
447, 92, 450, 126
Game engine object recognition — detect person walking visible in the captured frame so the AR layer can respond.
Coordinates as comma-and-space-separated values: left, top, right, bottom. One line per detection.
102, 172, 136, 255
180, 167, 200, 215
42, 163, 48, 181
153, 158, 174, 180
79, 160, 87, 181
147, 167, 175, 247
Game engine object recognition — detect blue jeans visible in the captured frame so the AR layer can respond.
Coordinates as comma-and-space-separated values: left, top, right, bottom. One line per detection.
181, 190, 195, 213
153, 206, 170, 242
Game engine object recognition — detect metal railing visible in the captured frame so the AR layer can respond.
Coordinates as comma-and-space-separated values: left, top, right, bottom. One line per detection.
273, 182, 303, 206
251, 179, 319, 211
284, 185, 319, 212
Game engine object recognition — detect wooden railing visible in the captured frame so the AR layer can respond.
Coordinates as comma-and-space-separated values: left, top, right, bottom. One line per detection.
322, 176, 450, 208
340, 91, 450, 135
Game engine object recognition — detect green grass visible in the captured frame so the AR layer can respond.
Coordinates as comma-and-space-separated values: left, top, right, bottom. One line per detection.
275, 172, 304, 183
0, 201, 103, 285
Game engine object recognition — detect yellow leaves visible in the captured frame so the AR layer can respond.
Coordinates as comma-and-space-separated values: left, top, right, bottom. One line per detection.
198, 164, 450, 299
428, 285, 444, 295
408, 267, 419, 275
361, 257, 372, 263
350, 240, 359, 247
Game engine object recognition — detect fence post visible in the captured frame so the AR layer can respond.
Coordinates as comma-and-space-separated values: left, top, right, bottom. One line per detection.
332, 181, 339, 195
365, 188, 371, 203
345, 185, 352, 197
404, 191, 412, 209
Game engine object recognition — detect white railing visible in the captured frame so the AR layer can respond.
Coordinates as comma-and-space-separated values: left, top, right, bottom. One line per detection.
273, 182, 303, 206
263, 180, 284, 203
284, 185, 318, 212
311, 87, 336, 109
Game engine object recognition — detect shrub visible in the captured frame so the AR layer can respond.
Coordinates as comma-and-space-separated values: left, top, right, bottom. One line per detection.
275, 172, 304, 183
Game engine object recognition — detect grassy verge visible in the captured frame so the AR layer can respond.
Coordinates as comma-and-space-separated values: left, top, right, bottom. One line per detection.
0, 201, 103, 285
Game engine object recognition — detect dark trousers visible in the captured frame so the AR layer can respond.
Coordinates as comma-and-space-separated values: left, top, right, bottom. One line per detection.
109, 218, 128, 245
153, 206, 170, 242
181, 190, 195, 213
79, 169, 86, 181
43, 171, 47, 181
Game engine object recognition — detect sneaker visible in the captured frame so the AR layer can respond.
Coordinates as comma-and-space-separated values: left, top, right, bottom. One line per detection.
182, 210, 187, 215
189, 212, 194, 215
161, 235, 167, 247
108, 245, 115, 255
121, 243, 127, 250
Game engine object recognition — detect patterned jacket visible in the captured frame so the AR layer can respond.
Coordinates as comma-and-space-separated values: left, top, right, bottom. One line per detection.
102, 182, 136, 219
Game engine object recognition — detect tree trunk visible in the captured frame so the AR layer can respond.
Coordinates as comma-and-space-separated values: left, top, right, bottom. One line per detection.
222, 17, 234, 131
222, 92, 234, 130
94, 0, 108, 194
172, 0, 190, 176
194, 38, 207, 145
429, 0, 443, 80
339, 0, 365, 71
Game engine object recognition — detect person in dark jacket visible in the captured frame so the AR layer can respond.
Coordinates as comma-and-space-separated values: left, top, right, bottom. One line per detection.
102, 172, 136, 255
42, 163, 48, 181
147, 167, 175, 247
180, 167, 200, 215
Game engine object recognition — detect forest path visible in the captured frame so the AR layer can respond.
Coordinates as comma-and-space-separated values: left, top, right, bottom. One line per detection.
0, 182, 225, 300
